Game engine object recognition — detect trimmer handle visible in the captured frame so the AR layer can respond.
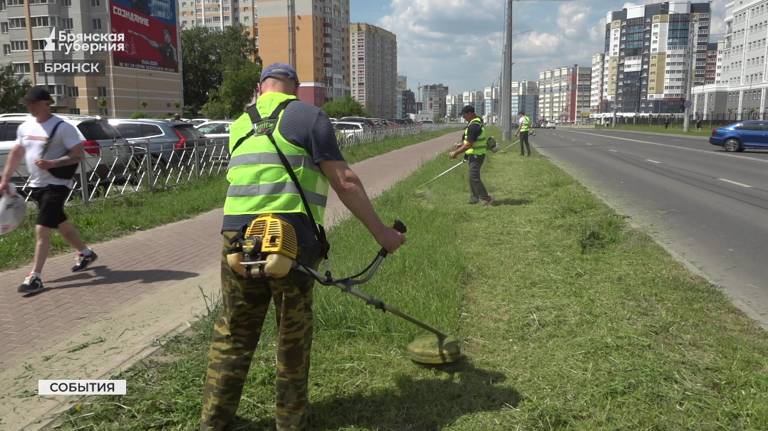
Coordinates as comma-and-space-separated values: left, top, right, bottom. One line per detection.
379, 219, 407, 258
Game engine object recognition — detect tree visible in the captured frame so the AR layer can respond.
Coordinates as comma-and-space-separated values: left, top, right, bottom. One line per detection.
182, 25, 258, 115
322, 96, 368, 118
0, 65, 31, 113
202, 61, 261, 119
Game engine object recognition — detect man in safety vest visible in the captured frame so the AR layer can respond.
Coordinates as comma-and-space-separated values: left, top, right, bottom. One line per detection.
515, 110, 532, 156
200, 63, 405, 431
450, 105, 493, 205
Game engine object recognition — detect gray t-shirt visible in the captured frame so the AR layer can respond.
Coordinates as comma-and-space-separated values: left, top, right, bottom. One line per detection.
17, 115, 83, 189
221, 100, 345, 265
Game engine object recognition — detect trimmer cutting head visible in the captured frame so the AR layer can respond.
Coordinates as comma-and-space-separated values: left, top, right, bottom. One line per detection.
406, 334, 462, 365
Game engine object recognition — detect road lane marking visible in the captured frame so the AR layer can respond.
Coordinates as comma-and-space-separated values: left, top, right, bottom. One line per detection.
586, 142, 593, 146
567, 131, 768, 164
608, 149, 618, 153
646, 159, 662, 164
718, 178, 753, 188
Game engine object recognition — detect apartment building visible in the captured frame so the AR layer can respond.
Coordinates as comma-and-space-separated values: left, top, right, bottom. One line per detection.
178, 0, 257, 39
511, 80, 539, 124
445, 93, 461, 119
257, 0, 350, 106
602, 1, 711, 114
462, 90, 484, 117
0, 0, 183, 117
483, 86, 498, 123
538, 65, 590, 123
704, 42, 718, 84
591, 53, 605, 112
350, 23, 397, 119
420, 83, 449, 119
693, 0, 768, 119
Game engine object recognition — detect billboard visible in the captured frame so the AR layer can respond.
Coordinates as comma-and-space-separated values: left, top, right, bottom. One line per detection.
110, 0, 179, 73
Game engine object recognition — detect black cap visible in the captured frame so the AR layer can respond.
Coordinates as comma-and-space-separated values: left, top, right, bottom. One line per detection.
21, 86, 53, 104
460, 105, 475, 115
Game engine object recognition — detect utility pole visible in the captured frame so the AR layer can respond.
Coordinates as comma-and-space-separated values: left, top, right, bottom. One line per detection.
287, 0, 297, 68
683, 17, 696, 132
501, 0, 513, 140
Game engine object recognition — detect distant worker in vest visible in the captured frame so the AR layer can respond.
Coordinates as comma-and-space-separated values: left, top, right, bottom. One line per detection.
450, 105, 493, 205
515, 110, 532, 156
200, 63, 405, 431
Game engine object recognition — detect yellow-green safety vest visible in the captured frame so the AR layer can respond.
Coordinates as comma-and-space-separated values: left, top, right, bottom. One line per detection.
223, 92, 329, 224
464, 117, 488, 156
519, 115, 531, 132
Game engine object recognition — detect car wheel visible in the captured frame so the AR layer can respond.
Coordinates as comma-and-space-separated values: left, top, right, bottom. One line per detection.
723, 138, 741, 152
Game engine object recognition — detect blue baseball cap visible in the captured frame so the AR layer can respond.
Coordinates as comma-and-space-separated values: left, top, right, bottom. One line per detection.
260, 63, 300, 84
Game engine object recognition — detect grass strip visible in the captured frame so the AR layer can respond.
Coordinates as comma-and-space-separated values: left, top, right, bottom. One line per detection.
0, 128, 458, 271
596, 124, 714, 137
53, 127, 768, 430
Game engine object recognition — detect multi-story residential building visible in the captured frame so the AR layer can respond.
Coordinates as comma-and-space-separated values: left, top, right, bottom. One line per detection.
0, 0, 183, 117
257, 0, 350, 106
462, 90, 484, 117
602, 1, 711, 114
591, 53, 606, 113
483, 86, 499, 123
693, 0, 768, 120
420, 83, 449, 119
704, 42, 718, 84
402, 89, 415, 115
396, 74, 407, 119
511, 80, 539, 124
445, 94, 461, 119
538, 65, 590, 123
350, 23, 397, 119
179, 0, 255, 32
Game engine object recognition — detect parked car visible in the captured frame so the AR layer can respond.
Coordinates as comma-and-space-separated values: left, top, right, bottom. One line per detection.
1, 115, 132, 184
710, 121, 768, 152
189, 118, 211, 127
333, 121, 365, 144
195, 120, 233, 140
109, 119, 203, 151
340, 116, 376, 129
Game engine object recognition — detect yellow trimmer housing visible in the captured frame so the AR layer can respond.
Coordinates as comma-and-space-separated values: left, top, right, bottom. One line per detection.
245, 215, 298, 259
227, 214, 298, 279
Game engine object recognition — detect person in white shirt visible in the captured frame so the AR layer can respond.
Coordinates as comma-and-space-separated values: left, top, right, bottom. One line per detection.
0, 87, 98, 294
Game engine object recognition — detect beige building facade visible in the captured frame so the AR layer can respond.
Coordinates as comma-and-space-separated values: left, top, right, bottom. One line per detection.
350, 23, 396, 119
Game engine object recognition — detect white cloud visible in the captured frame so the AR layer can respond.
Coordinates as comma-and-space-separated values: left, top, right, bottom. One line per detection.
380, 0, 727, 95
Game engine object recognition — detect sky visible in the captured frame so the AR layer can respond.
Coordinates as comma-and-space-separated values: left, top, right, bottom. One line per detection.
350, 0, 728, 95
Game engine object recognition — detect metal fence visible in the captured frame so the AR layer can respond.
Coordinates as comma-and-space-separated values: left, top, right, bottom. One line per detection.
335, 123, 461, 148
7, 138, 228, 206
5, 123, 461, 206
591, 112, 768, 129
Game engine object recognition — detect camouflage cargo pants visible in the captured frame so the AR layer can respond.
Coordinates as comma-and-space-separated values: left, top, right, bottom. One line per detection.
200, 232, 317, 430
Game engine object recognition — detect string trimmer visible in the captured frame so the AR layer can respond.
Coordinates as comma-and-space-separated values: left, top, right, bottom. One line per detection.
295, 220, 462, 365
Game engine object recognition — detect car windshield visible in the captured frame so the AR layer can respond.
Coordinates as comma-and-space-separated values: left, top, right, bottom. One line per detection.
78, 120, 120, 140
0, 122, 21, 141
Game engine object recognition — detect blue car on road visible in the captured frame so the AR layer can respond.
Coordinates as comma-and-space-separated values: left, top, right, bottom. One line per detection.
710, 120, 768, 152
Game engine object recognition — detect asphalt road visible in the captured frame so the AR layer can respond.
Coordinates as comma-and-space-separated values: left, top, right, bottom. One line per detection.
532, 127, 768, 328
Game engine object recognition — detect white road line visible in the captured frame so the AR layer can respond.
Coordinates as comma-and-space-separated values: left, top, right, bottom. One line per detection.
646, 159, 662, 164
718, 178, 753, 188
608, 149, 618, 153
568, 131, 768, 164
586, 142, 593, 146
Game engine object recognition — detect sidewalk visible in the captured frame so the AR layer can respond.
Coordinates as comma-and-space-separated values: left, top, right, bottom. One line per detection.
0, 133, 457, 430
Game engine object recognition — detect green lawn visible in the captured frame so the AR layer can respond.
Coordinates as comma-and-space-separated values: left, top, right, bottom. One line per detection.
53, 128, 768, 430
0, 128, 458, 271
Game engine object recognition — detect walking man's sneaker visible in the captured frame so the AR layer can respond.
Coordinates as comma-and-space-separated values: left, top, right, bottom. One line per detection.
72, 251, 98, 272
481, 197, 494, 206
18, 274, 44, 294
